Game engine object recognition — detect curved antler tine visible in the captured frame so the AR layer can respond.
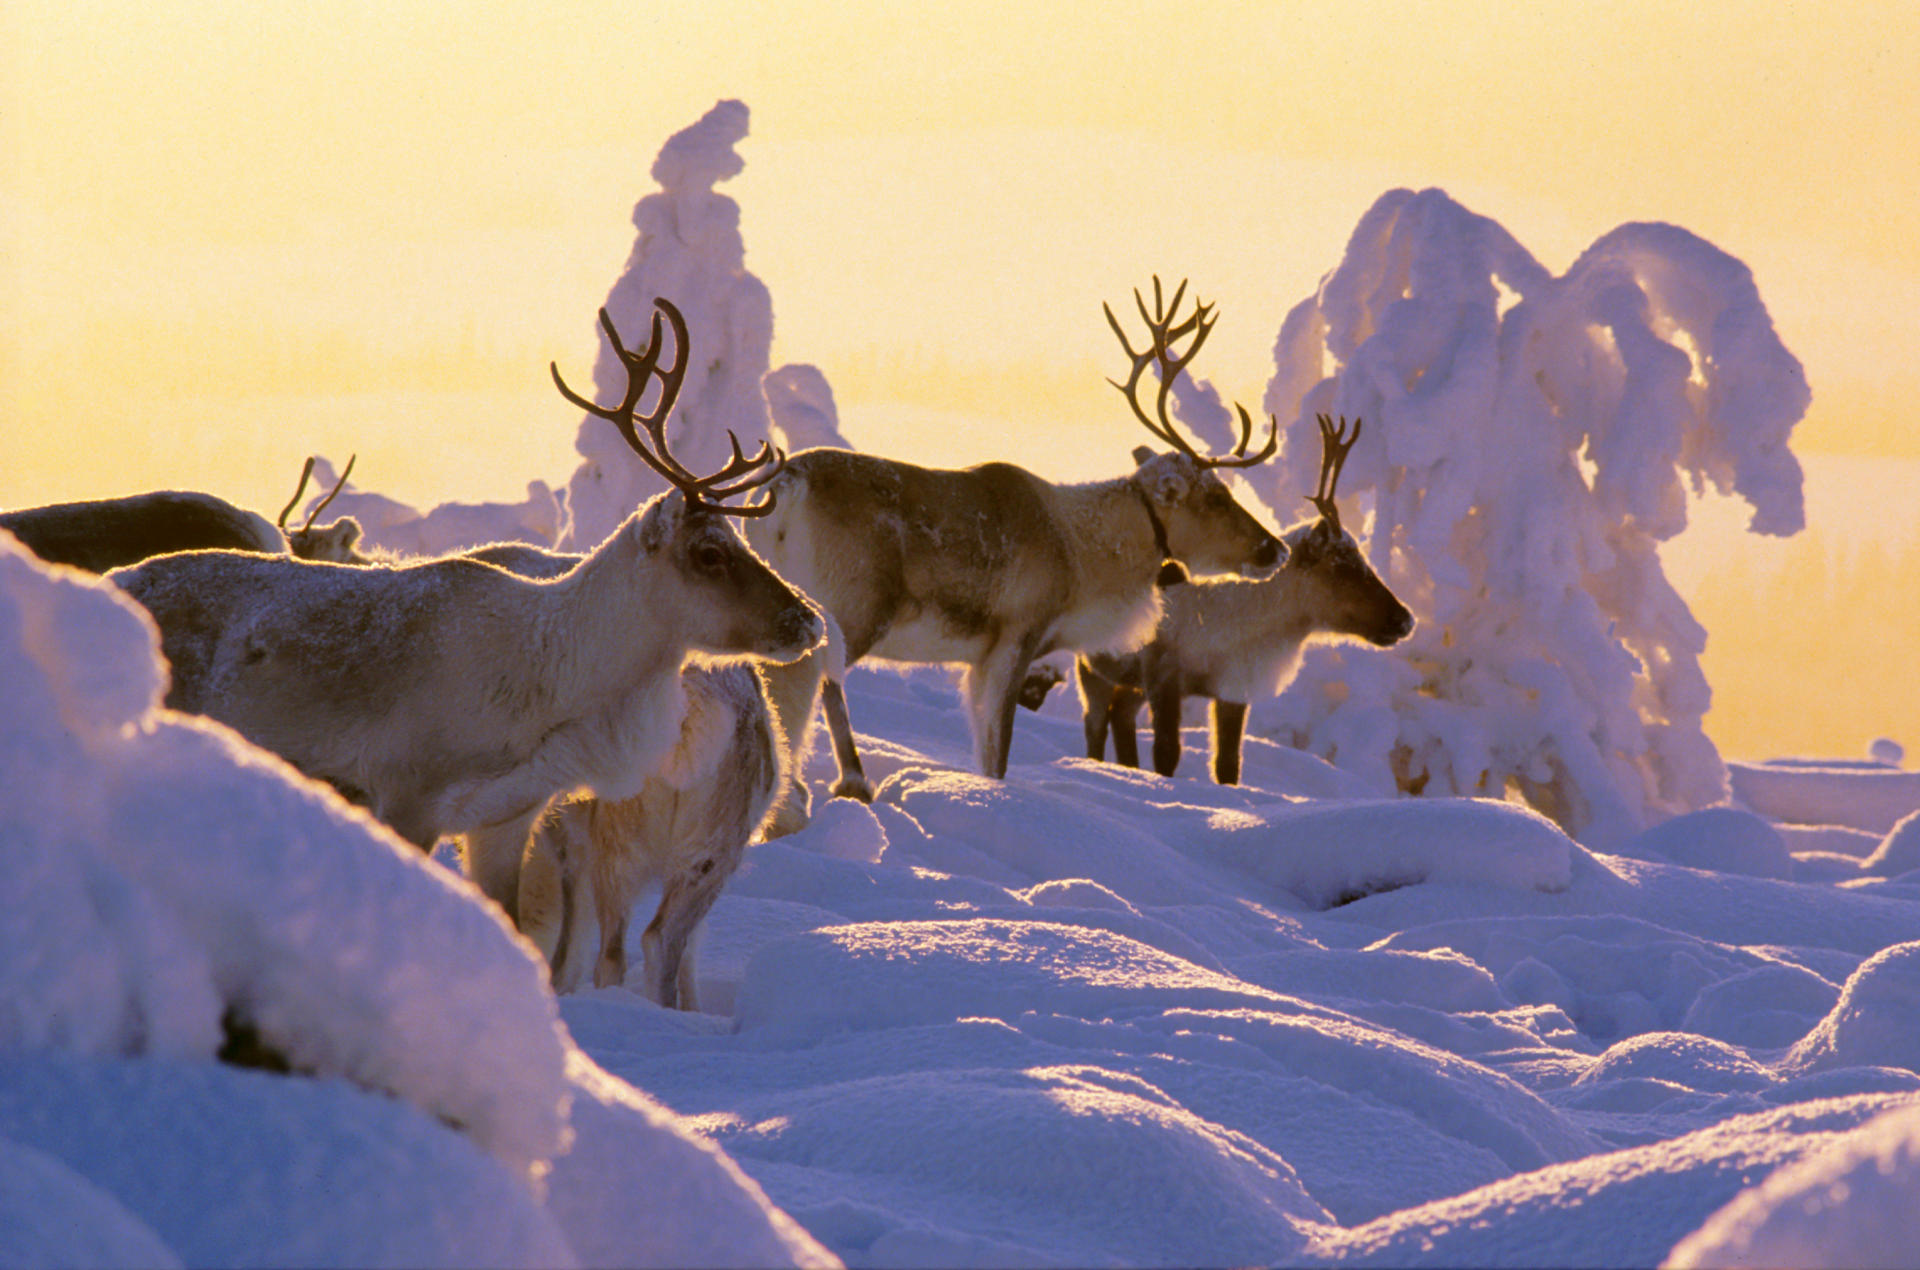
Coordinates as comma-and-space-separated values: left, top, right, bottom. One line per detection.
277, 457, 317, 530
1161, 277, 1187, 329
1204, 407, 1279, 469
302, 453, 357, 530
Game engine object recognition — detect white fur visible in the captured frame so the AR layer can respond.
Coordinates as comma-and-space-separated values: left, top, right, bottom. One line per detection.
109, 492, 823, 876
518, 650, 825, 1006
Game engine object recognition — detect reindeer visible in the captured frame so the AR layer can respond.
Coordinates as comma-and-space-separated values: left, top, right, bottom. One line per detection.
276, 455, 370, 562
1076, 415, 1414, 785
0, 459, 360, 574
510, 647, 824, 1005
111, 298, 823, 865
744, 277, 1284, 799
454, 535, 826, 950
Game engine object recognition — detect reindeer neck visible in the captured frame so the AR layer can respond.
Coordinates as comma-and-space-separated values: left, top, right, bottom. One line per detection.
543, 528, 683, 707
1052, 478, 1169, 600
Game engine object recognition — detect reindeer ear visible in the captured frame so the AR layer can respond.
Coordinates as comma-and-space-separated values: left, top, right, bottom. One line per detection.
1156, 560, 1190, 588
1132, 445, 1156, 466
332, 518, 362, 551
636, 496, 674, 552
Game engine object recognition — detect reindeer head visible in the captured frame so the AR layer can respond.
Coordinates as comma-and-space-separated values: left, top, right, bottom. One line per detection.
1108, 276, 1283, 577
555, 298, 824, 664
1284, 415, 1414, 647
278, 454, 366, 562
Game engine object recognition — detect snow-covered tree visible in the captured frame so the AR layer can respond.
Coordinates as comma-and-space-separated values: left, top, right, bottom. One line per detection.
561, 100, 849, 549
1242, 188, 1808, 848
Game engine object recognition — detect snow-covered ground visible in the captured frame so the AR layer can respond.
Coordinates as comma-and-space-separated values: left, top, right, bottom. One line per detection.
7, 531, 1920, 1268
10, 101, 1919, 1269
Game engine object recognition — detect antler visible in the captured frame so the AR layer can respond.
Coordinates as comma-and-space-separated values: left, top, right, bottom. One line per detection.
552, 297, 784, 518
277, 453, 358, 532
1104, 275, 1278, 470
1308, 414, 1362, 532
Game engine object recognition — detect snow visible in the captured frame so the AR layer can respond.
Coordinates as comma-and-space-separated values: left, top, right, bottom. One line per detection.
1244, 188, 1811, 851
0, 532, 833, 1268
10, 104, 1920, 1269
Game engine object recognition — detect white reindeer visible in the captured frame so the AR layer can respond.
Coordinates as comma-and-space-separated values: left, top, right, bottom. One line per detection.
744, 277, 1285, 799
1075, 416, 1415, 784
111, 298, 823, 862
2, 458, 361, 573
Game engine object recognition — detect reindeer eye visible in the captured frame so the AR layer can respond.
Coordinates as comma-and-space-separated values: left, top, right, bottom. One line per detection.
692, 542, 729, 573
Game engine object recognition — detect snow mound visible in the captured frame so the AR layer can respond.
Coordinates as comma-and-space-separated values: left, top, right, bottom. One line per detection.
0, 532, 571, 1181
1730, 759, 1920, 834
0, 1136, 180, 1270
1619, 808, 1794, 880
1574, 1032, 1777, 1095
1865, 809, 1920, 877
734, 919, 1280, 1042
0, 1052, 573, 1269
1314, 1094, 1915, 1268
1784, 941, 1920, 1077
298, 455, 562, 559
703, 1064, 1328, 1266
1200, 796, 1577, 909
1668, 1101, 1920, 1269
549, 1053, 838, 1270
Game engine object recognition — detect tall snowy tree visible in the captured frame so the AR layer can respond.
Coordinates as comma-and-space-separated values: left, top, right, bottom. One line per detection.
1242, 188, 1808, 847
559, 100, 850, 549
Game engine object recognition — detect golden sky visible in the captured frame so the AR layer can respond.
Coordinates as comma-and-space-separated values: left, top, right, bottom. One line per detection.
4, 0, 1918, 757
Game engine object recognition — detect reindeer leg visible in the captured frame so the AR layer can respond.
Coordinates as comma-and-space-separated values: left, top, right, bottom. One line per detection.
460, 804, 542, 927
819, 677, 873, 803
1211, 699, 1248, 786
970, 632, 1043, 780
642, 857, 729, 1011
1076, 657, 1114, 761
1110, 684, 1144, 769
543, 807, 588, 992
1148, 675, 1185, 778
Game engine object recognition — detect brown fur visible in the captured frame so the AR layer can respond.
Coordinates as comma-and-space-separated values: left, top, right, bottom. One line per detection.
745, 446, 1282, 797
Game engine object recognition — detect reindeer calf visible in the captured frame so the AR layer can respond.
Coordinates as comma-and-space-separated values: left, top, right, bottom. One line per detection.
516, 649, 823, 1005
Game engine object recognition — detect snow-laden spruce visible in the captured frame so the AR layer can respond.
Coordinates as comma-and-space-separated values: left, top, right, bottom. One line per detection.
559, 99, 853, 550
1246, 188, 1810, 848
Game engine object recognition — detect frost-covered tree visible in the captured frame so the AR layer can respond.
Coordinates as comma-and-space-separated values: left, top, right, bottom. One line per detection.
1241, 188, 1808, 848
560, 100, 850, 549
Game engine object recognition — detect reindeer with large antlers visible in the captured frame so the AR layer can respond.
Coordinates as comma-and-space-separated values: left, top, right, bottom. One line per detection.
112, 298, 823, 871
743, 275, 1283, 797
1073, 413, 1415, 785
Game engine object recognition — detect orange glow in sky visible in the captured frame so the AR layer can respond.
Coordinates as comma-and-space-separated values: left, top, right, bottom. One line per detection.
5, 0, 1918, 758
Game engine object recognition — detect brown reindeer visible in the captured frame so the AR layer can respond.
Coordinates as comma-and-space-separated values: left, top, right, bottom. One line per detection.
1, 456, 361, 573
744, 277, 1285, 798
1076, 415, 1414, 784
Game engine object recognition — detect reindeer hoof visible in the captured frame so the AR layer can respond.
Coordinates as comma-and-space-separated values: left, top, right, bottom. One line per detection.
831, 775, 874, 803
